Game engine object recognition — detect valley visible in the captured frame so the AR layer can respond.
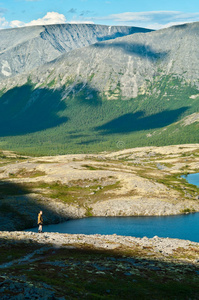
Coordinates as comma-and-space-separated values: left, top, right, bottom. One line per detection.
0, 11, 199, 300
0, 144, 199, 231
0, 23, 199, 155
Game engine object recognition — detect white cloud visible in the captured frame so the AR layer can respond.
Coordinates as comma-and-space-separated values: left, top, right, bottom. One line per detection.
10, 20, 25, 28
3, 12, 67, 29
1, 10, 199, 31
2, 11, 93, 29
92, 11, 199, 29
25, 12, 67, 26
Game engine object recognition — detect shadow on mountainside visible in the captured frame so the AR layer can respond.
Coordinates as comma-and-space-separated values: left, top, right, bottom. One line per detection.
68, 82, 102, 107
97, 27, 153, 42
92, 41, 167, 61
0, 82, 105, 137
0, 180, 71, 231
0, 84, 68, 137
95, 107, 189, 134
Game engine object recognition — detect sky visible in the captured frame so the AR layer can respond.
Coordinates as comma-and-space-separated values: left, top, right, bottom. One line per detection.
1, 0, 199, 30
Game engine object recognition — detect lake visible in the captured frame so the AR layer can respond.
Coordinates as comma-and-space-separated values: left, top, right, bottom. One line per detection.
182, 172, 199, 187
27, 214, 199, 242
27, 173, 199, 242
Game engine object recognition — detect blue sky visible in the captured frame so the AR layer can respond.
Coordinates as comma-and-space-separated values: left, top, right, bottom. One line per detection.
1, 0, 199, 30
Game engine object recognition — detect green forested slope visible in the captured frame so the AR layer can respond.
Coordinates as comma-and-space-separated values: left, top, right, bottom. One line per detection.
0, 76, 198, 155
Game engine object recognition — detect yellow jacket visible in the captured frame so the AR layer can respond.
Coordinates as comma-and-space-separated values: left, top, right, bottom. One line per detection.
38, 213, 43, 225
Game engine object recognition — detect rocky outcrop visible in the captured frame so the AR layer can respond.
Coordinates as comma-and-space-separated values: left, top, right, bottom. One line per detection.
91, 197, 199, 217
0, 231, 198, 256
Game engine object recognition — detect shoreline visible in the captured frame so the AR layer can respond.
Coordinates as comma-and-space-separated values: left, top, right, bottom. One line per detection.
0, 231, 198, 257
1, 195, 199, 232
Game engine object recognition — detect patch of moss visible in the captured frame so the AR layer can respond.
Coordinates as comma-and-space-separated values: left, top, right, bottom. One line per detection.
85, 206, 93, 217
180, 208, 196, 214
24, 180, 121, 206
81, 164, 99, 170
9, 168, 46, 179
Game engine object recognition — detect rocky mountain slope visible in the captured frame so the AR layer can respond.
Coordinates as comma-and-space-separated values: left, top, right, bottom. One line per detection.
0, 23, 151, 80
0, 22, 199, 154
2, 22, 199, 97
30, 22, 199, 97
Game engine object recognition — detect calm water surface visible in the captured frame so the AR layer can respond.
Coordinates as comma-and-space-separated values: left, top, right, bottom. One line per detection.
28, 213, 199, 242
27, 173, 199, 242
182, 172, 199, 187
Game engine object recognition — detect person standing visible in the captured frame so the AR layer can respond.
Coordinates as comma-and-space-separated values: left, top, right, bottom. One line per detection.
38, 210, 43, 233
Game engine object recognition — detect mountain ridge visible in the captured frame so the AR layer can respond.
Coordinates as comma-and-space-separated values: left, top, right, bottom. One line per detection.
2, 21, 198, 97
0, 23, 152, 81
0, 22, 198, 154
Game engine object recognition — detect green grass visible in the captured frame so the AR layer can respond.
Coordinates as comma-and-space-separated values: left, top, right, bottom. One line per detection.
132, 165, 199, 199
8, 168, 46, 179
160, 175, 199, 198
24, 180, 121, 206
180, 207, 196, 214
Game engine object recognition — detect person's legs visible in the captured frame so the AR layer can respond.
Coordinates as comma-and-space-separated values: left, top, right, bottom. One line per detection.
38, 224, 42, 232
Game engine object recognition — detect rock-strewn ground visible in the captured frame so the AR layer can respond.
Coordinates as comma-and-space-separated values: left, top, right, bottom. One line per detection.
0, 144, 199, 230
0, 231, 199, 299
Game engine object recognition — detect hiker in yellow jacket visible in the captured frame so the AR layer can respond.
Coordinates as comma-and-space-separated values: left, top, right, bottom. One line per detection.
38, 210, 43, 233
